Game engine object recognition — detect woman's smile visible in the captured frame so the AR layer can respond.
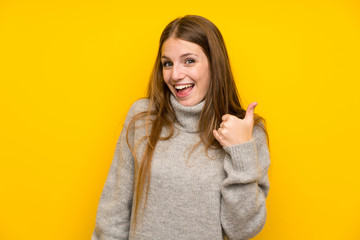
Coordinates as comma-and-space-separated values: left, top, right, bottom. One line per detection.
173, 83, 195, 98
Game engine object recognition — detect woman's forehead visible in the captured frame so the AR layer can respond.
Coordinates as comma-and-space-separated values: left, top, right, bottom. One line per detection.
161, 38, 205, 58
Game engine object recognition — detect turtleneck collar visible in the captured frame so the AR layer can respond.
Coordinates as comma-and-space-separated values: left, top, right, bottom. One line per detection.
170, 94, 205, 133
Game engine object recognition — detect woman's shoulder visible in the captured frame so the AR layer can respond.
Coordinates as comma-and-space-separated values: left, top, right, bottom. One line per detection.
129, 98, 150, 113
125, 98, 150, 121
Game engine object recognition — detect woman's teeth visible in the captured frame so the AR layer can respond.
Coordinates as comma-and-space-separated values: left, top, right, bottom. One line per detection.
174, 84, 194, 90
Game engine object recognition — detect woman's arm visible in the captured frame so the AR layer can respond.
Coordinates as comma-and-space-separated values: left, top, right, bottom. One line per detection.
220, 124, 270, 240
92, 101, 142, 240
213, 103, 270, 239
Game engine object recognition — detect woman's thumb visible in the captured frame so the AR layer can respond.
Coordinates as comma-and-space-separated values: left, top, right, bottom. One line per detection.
245, 102, 257, 120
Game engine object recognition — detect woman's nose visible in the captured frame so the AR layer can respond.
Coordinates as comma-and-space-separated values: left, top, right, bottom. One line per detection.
171, 64, 185, 81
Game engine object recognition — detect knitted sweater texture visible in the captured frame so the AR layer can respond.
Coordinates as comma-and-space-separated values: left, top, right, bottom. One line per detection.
92, 95, 270, 240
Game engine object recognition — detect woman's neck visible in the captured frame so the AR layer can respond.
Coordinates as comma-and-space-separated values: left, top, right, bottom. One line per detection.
170, 94, 205, 133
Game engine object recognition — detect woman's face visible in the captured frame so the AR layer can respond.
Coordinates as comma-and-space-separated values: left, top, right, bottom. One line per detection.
161, 37, 211, 107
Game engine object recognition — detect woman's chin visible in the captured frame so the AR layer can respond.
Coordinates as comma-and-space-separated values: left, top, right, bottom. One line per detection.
177, 97, 201, 107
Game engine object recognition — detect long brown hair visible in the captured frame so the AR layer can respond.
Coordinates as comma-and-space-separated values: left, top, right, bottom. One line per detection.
126, 14, 268, 231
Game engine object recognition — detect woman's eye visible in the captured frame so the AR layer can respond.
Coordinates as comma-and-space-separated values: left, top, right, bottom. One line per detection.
162, 61, 172, 67
185, 59, 195, 64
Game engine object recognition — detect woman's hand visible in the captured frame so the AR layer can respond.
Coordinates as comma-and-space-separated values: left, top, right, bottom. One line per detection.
213, 102, 257, 147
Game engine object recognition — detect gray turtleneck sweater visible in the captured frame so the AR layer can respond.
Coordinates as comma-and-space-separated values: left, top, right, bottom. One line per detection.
92, 95, 270, 240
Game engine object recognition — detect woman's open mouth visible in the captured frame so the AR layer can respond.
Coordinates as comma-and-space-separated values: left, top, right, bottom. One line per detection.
174, 84, 195, 98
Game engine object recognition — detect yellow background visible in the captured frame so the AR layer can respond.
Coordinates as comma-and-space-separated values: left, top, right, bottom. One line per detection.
1, 0, 359, 239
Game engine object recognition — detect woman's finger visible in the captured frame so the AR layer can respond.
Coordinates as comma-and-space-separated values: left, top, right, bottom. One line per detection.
213, 129, 222, 141
222, 114, 232, 121
218, 127, 227, 135
220, 121, 227, 129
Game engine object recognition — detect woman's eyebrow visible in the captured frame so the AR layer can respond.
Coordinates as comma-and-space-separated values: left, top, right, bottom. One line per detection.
161, 53, 199, 59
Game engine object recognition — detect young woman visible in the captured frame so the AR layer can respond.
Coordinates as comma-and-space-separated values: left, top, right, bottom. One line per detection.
92, 15, 270, 240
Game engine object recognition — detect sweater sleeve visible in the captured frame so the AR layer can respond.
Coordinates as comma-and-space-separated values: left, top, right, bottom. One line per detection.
220, 124, 270, 240
92, 102, 139, 240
